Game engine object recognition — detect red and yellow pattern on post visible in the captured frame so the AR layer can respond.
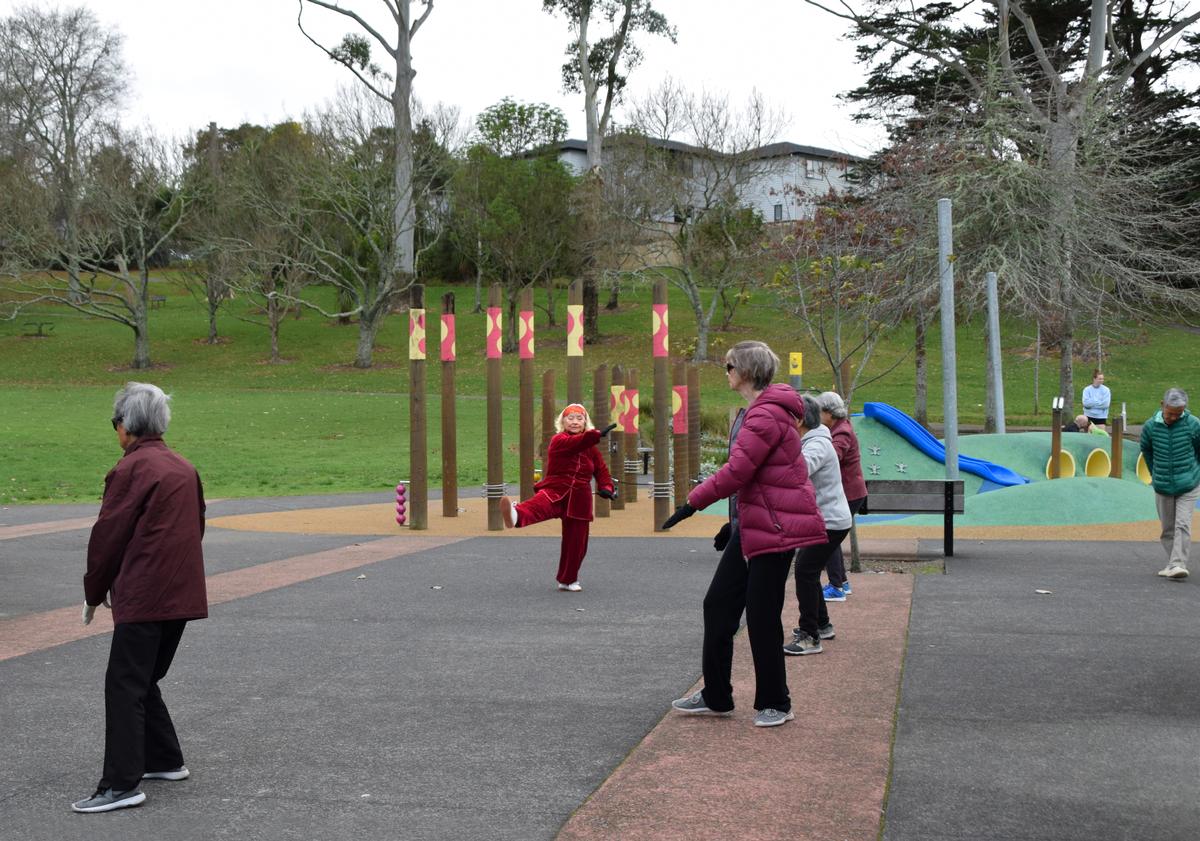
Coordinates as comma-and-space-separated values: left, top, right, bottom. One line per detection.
409, 308, 426, 360
652, 304, 669, 358
519, 310, 535, 359
566, 304, 584, 357
672, 385, 688, 434
486, 307, 502, 359
611, 385, 628, 433
621, 388, 639, 432
440, 313, 456, 361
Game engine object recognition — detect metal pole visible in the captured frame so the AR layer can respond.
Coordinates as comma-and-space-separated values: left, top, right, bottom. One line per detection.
440, 293, 457, 518
985, 271, 1006, 434
408, 284, 427, 529
937, 198, 959, 482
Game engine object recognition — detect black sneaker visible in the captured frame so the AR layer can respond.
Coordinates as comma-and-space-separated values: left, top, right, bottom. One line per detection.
783, 633, 823, 656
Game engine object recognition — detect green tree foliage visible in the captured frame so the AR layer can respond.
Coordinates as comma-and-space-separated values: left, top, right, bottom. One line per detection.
474, 98, 568, 158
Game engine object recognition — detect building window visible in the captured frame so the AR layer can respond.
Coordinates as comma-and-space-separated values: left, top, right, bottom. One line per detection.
805, 159, 818, 179
773, 203, 783, 222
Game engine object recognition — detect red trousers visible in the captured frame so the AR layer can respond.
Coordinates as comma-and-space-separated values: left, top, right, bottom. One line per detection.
515, 491, 591, 584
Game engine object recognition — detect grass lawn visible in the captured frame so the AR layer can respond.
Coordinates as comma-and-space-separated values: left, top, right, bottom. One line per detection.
2, 272, 1196, 503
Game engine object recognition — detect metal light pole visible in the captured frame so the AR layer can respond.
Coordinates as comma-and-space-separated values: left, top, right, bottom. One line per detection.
937, 198, 959, 481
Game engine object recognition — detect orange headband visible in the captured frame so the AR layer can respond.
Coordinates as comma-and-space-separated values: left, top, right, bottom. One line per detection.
563, 404, 587, 415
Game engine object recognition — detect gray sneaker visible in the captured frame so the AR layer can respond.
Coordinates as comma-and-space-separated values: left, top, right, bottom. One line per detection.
818, 622, 835, 640
671, 690, 733, 717
142, 766, 189, 781
754, 708, 795, 727
71, 787, 146, 813
783, 633, 823, 656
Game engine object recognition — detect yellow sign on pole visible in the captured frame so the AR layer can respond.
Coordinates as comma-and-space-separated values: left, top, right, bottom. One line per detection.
789, 352, 803, 376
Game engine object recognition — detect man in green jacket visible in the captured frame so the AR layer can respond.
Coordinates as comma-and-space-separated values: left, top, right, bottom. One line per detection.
1140, 387, 1200, 580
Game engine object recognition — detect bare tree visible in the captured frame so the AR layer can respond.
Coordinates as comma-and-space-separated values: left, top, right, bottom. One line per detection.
803, 0, 1200, 410
297, 0, 433, 284
3, 131, 193, 369
612, 81, 784, 360
0, 5, 127, 304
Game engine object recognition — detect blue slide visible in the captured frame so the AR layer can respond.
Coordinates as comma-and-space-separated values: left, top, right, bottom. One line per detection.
863, 402, 1030, 487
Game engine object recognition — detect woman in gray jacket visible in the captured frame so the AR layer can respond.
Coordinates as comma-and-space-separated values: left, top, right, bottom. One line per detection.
784, 394, 852, 656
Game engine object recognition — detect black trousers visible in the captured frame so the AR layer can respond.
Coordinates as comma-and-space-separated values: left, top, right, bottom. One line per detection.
796, 529, 851, 639
700, 529, 793, 713
100, 620, 187, 791
824, 497, 866, 587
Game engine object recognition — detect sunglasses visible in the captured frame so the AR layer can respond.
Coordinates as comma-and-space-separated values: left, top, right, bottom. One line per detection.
111, 417, 122, 430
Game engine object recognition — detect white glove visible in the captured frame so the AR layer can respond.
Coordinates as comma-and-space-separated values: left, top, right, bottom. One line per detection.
82, 603, 96, 625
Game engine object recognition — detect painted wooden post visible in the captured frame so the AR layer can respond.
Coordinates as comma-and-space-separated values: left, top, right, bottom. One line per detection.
1110, 415, 1124, 479
593, 364, 611, 518
486, 284, 504, 529
673, 360, 689, 506
608, 365, 626, 511
519, 288, 536, 501
789, 352, 803, 393
440, 292, 457, 518
687, 363, 701, 484
408, 284, 428, 530
541, 370, 556, 470
623, 368, 640, 503
652, 278, 672, 529
566, 281, 584, 405
1050, 396, 1064, 479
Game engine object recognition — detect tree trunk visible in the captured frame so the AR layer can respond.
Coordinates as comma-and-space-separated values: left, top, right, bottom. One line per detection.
503, 293, 519, 353
354, 310, 382, 368
544, 276, 558, 327
605, 280, 620, 310
391, 8, 417, 280
583, 274, 599, 343
1048, 116, 1080, 415
268, 292, 282, 364
914, 309, 928, 428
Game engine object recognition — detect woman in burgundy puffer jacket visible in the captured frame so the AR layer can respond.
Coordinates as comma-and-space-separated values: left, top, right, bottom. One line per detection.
661, 341, 826, 728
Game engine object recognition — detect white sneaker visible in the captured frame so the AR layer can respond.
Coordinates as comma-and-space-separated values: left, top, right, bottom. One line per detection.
142, 766, 189, 781
1158, 565, 1173, 577
557, 583, 570, 591
500, 496, 518, 528
1166, 564, 1189, 580
566, 582, 582, 592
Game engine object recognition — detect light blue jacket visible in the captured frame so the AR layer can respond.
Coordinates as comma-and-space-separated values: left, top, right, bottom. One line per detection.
1082, 384, 1111, 420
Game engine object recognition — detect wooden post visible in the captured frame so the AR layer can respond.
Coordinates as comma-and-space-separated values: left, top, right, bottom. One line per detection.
566, 280, 584, 405
687, 363, 701, 484
1050, 398, 1063, 479
486, 284, 504, 529
408, 284, 428, 529
623, 368, 639, 503
652, 278, 672, 529
541, 370, 556, 470
518, 288, 536, 501
593, 364, 611, 518
1110, 416, 1124, 479
673, 360, 689, 506
440, 292, 457, 518
608, 365, 626, 510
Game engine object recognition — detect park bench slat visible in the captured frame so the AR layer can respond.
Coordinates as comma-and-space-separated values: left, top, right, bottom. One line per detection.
863, 479, 965, 556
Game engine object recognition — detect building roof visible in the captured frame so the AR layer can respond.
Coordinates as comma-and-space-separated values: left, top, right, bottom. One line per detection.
554, 137, 865, 162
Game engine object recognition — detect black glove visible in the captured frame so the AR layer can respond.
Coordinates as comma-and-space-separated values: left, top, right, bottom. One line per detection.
597, 487, 617, 500
599, 422, 619, 438
713, 523, 731, 552
660, 503, 696, 530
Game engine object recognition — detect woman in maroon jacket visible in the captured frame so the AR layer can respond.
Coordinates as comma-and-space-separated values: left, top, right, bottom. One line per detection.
661, 341, 826, 727
500, 404, 617, 591
816, 391, 868, 600
72, 383, 207, 814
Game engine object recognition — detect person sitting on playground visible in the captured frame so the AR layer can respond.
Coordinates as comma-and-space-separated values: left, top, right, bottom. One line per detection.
500, 404, 617, 591
1089, 422, 1109, 436
1063, 415, 1091, 433
1082, 369, 1111, 426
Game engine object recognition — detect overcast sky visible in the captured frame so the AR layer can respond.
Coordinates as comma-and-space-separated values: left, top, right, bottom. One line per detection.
2, 0, 890, 156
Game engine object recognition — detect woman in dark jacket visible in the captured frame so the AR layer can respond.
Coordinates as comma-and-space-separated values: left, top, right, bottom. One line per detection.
72, 382, 207, 814
661, 341, 826, 727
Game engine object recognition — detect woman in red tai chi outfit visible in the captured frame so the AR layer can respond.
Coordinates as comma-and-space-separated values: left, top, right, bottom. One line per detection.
500, 403, 617, 591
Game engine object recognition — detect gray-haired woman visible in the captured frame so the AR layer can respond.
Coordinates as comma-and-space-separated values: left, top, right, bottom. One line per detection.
814, 391, 867, 600
73, 383, 207, 814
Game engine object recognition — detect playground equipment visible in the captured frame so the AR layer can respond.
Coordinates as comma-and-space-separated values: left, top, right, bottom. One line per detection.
1045, 449, 1076, 479
1136, 452, 1152, 485
863, 403, 1029, 486
1084, 448, 1112, 478
395, 482, 407, 525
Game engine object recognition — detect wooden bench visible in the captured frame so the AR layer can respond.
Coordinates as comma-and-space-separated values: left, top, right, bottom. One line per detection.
861, 479, 965, 556
149, 294, 167, 309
